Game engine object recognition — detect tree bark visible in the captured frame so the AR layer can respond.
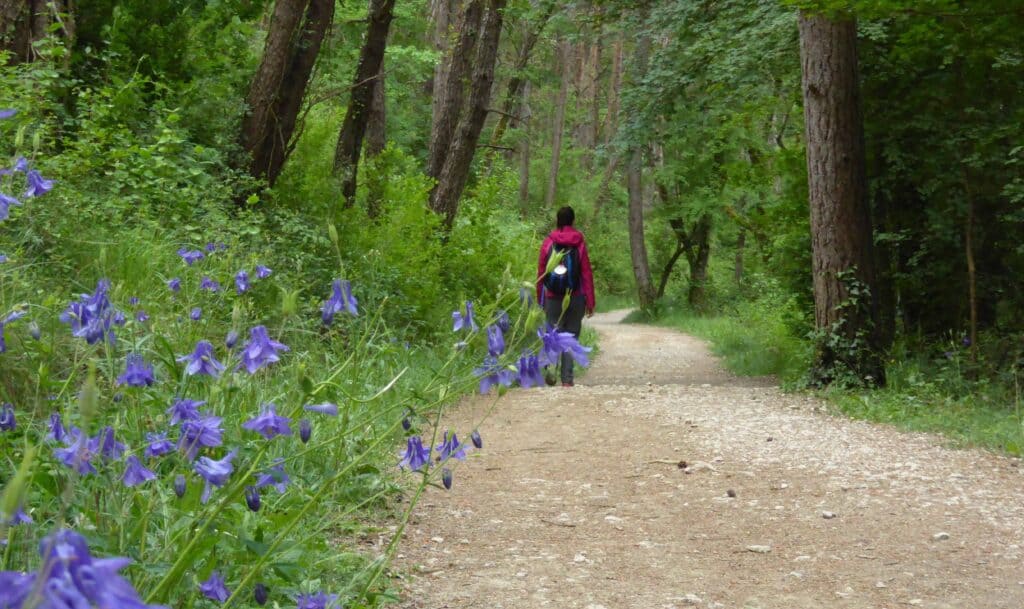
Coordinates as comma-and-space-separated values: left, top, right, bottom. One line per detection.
486, 0, 555, 154
365, 66, 387, 158
684, 214, 712, 310
627, 146, 656, 311
602, 35, 623, 146
518, 80, 532, 213
427, 0, 484, 181
545, 39, 572, 208
333, 0, 396, 206
1, 0, 73, 64
429, 0, 459, 143
429, 0, 506, 228
799, 12, 885, 386
241, 0, 333, 187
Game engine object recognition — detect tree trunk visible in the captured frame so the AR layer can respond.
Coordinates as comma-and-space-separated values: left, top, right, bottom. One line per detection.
429, 0, 506, 228
574, 36, 600, 167
627, 146, 656, 311
518, 80, 532, 213
1, 0, 73, 64
365, 66, 387, 158
486, 1, 555, 153
242, 0, 333, 187
429, 0, 459, 143
333, 0, 396, 206
657, 239, 685, 300
545, 39, 571, 208
685, 214, 712, 310
427, 0, 483, 181
799, 12, 885, 386
602, 35, 623, 146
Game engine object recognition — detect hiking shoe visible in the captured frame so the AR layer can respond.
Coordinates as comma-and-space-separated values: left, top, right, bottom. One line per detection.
561, 382, 574, 387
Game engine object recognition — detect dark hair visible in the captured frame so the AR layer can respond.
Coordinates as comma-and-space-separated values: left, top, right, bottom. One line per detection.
556, 206, 575, 228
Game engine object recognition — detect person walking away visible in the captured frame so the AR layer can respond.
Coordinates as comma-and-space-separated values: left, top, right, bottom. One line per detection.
537, 206, 595, 387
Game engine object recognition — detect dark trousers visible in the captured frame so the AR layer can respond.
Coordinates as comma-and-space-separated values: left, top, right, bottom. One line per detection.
543, 292, 586, 383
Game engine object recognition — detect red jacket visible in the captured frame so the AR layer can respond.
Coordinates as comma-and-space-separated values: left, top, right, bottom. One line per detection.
537, 226, 595, 311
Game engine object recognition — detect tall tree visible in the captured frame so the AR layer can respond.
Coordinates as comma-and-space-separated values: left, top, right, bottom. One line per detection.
627, 146, 656, 311
1, 0, 74, 64
241, 0, 334, 187
333, 0, 396, 206
429, 0, 506, 228
798, 11, 885, 386
544, 39, 572, 208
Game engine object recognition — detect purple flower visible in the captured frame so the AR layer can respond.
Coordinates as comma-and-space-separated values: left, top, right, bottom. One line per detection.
303, 402, 338, 416
200, 570, 231, 602
398, 436, 431, 472
0, 191, 21, 221
487, 325, 505, 356
117, 354, 156, 387
238, 325, 289, 374
112, 310, 127, 326
178, 413, 224, 460
0, 403, 14, 431
190, 307, 202, 321
254, 459, 290, 492
200, 276, 221, 292
59, 279, 116, 344
128, 296, 140, 306
245, 485, 261, 512
47, 412, 66, 442
452, 301, 478, 332
95, 426, 125, 460
173, 474, 187, 498
242, 403, 292, 440
5, 504, 32, 525
471, 429, 483, 449
23, 169, 53, 197
28, 529, 163, 609
13, 157, 28, 172
517, 353, 544, 388
321, 280, 358, 324
496, 310, 511, 333
0, 253, 7, 263
167, 398, 205, 424
135, 309, 149, 322
144, 432, 175, 458
296, 591, 338, 609
177, 340, 225, 377
442, 467, 453, 490
254, 583, 269, 605
235, 270, 250, 294
537, 325, 591, 367
474, 356, 515, 395
205, 242, 218, 253
177, 248, 204, 266
435, 431, 467, 462
54, 430, 97, 475
299, 418, 311, 444
255, 265, 272, 279
0, 109, 16, 119
122, 455, 157, 487
225, 329, 240, 349
194, 449, 237, 503
167, 278, 181, 292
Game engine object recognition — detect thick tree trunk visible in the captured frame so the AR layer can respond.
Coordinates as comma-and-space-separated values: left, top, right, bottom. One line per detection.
799, 12, 885, 386
518, 80, 532, 213
685, 214, 712, 310
427, 0, 483, 181
333, 0, 396, 206
365, 67, 387, 158
545, 39, 571, 208
627, 146, 656, 311
429, 0, 459, 142
429, 0, 506, 228
242, 0, 333, 187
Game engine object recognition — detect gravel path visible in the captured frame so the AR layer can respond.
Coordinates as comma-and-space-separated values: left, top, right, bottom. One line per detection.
394, 311, 1024, 609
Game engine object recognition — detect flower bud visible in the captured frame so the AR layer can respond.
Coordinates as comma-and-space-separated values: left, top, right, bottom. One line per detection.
173, 474, 187, 498
441, 467, 453, 490
470, 430, 483, 449
401, 416, 411, 431
299, 419, 311, 444
225, 330, 239, 349
254, 583, 268, 606
28, 322, 41, 340
245, 486, 261, 512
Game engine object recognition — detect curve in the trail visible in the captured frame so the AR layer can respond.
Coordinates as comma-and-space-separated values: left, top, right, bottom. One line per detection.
394, 311, 1024, 609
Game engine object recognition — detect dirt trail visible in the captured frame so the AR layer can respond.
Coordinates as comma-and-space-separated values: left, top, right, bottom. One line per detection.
394, 311, 1024, 609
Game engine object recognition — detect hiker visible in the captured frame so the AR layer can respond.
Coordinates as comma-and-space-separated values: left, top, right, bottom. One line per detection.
537, 205, 595, 387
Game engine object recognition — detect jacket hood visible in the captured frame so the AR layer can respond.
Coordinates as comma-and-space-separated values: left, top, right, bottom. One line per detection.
547, 226, 585, 247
